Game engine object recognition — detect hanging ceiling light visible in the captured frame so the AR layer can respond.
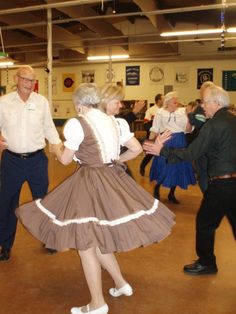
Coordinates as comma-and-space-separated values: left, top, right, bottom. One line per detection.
160, 28, 223, 37
87, 54, 129, 61
0, 27, 14, 67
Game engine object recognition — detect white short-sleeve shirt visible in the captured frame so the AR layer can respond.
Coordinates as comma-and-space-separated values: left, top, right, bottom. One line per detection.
63, 109, 134, 163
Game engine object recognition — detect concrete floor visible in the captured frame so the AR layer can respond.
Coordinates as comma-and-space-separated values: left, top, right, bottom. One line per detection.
0, 153, 235, 314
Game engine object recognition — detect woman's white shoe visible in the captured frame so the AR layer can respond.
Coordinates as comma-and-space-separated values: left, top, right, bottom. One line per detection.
70, 303, 108, 314
109, 283, 133, 297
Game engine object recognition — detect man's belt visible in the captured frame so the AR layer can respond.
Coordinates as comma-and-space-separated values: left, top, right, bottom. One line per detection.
6, 149, 43, 159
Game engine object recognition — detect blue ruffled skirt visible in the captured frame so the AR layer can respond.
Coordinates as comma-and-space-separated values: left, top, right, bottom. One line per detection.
150, 132, 196, 189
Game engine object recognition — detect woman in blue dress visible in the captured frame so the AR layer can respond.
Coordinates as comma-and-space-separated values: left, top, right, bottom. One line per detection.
149, 91, 196, 203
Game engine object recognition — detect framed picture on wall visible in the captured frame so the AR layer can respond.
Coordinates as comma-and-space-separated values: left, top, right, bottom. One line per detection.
82, 70, 95, 83
174, 67, 190, 86
164, 85, 173, 94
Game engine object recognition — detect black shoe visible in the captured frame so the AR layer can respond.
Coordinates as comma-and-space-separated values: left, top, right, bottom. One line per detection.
46, 248, 58, 255
0, 248, 11, 261
168, 194, 180, 204
139, 167, 145, 176
183, 260, 218, 276
42, 244, 57, 255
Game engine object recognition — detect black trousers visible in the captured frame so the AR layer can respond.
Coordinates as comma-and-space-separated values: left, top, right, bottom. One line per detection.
196, 177, 236, 266
140, 154, 153, 171
0, 150, 48, 250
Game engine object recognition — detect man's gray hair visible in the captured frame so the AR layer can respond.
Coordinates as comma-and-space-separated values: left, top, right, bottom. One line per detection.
204, 85, 229, 108
72, 83, 101, 107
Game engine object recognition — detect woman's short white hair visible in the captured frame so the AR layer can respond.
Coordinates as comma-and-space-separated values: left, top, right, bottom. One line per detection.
72, 83, 101, 107
163, 91, 178, 108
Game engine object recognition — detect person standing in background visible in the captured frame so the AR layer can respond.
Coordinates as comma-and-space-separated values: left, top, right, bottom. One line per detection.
116, 98, 146, 125
0, 65, 61, 261
139, 93, 163, 176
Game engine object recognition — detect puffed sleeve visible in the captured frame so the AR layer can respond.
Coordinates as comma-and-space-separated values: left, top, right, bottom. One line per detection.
150, 108, 162, 133
116, 118, 134, 145
63, 118, 84, 150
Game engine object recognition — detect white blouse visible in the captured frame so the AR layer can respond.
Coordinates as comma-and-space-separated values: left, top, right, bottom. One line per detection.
150, 107, 188, 134
63, 108, 134, 163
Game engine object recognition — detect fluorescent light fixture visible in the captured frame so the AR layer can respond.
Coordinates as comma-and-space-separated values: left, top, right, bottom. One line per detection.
161, 28, 223, 37
227, 27, 236, 33
87, 54, 129, 61
0, 61, 14, 67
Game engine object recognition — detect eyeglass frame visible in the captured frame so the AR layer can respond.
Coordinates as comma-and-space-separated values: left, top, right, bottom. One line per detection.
17, 74, 36, 84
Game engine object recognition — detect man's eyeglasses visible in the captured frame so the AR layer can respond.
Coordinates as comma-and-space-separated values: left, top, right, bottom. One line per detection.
17, 75, 36, 84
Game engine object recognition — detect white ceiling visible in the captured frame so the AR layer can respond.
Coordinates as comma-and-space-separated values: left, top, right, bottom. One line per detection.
1, 0, 236, 67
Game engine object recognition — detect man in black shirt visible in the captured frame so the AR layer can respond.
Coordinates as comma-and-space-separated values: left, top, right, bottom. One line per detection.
143, 84, 236, 275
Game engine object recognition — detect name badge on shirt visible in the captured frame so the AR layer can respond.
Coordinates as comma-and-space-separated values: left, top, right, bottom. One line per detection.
28, 102, 36, 111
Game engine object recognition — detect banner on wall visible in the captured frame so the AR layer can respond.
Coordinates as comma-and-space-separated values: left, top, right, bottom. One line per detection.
222, 70, 236, 91
63, 73, 75, 92
197, 68, 213, 89
126, 66, 140, 85
149, 65, 164, 85
174, 67, 190, 86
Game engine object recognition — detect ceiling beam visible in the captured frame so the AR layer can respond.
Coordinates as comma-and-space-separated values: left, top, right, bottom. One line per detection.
0, 0, 111, 15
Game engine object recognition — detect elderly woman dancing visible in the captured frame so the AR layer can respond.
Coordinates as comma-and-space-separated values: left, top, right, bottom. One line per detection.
16, 83, 175, 314
149, 91, 196, 203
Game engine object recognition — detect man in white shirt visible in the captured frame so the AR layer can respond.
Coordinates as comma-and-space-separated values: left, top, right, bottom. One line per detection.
0, 65, 61, 261
140, 94, 163, 176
